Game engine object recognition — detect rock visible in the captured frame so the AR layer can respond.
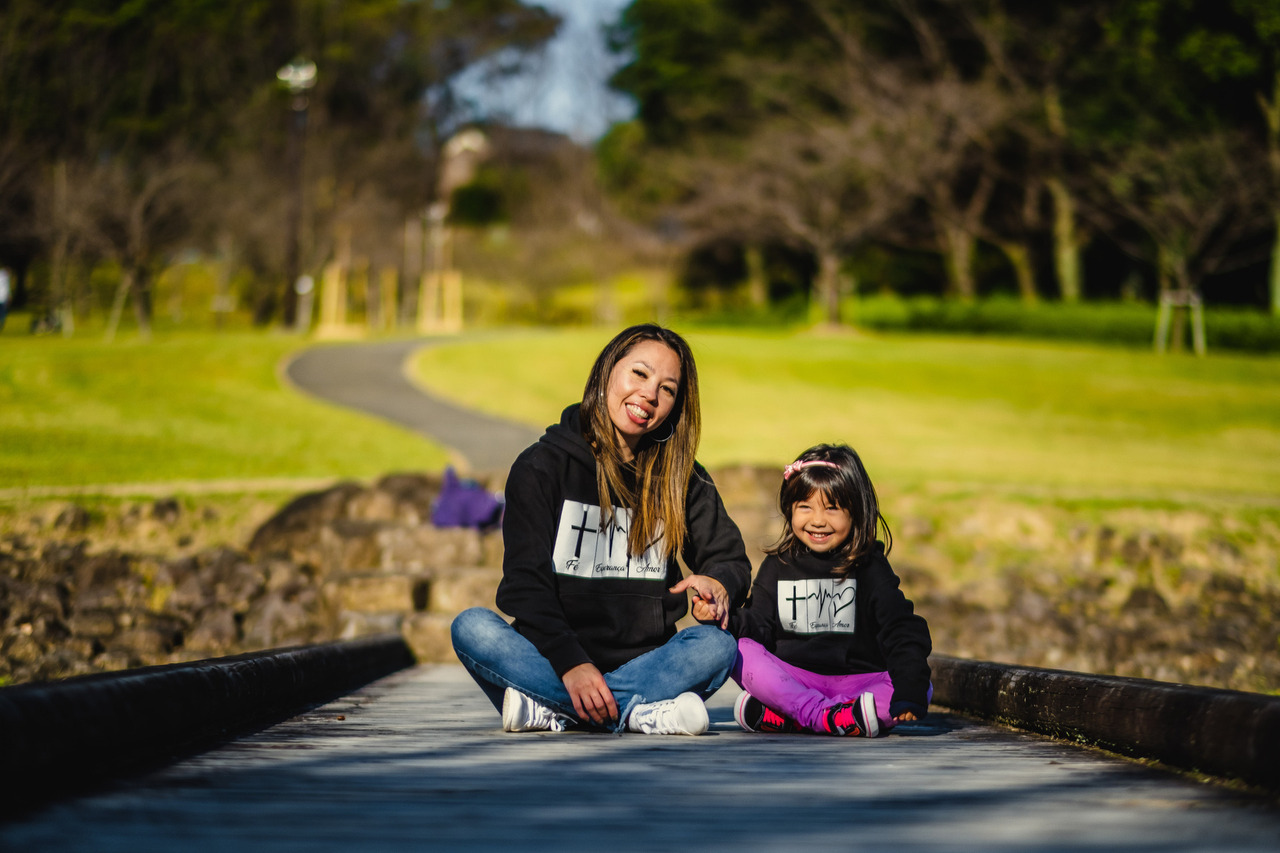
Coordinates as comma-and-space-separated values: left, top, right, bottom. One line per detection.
247, 481, 366, 559
424, 569, 503, 615
326, 573, 424, 613
377, 525, 486, 571
151, 497, 181, 525
337, 610, 404, 640
186, 606, 239, 654
53, 504, 91, 532
402, 612, 457, 663
67, 609, 118, 639
372, 472, 444, 524
316, 519, 387, 572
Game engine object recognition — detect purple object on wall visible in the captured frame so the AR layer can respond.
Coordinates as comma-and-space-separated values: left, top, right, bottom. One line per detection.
431, 467, 504, 529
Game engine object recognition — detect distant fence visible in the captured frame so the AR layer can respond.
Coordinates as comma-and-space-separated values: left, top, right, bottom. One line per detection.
931, 655, 1280, 793
0, 634, 415, 817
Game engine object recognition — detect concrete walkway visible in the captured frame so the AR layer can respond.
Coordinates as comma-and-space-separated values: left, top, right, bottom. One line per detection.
284, 338, 539, 476
3, 664, 1278, 852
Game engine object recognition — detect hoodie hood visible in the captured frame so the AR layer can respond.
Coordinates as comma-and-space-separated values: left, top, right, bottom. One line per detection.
539, 403, 597, 470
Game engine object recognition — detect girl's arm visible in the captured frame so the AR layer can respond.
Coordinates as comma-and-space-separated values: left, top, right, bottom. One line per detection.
867, 555, 933, 718
725, 558, 781, 647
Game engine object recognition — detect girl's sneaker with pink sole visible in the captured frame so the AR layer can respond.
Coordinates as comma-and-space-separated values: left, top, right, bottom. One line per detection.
823, 691, 880, 737
734, 692, 801, 733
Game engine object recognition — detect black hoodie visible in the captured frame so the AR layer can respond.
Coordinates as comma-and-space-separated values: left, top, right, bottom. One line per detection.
496, 404, 752, 676
728, 543, 933, 715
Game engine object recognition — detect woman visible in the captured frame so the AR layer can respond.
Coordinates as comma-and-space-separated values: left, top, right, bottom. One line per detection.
451, 324, 752, 734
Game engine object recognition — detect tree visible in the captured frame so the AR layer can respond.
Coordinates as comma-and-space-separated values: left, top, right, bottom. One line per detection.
0, 0, 560, 329
50, 148, 205, 339
607, 0, 1021, 312
1084, 130, 1269, 350
939, 0, 1109, 302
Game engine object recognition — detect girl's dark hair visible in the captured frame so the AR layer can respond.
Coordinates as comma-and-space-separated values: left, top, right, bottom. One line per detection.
767, 443, 891, 576
579, 324, 702, 558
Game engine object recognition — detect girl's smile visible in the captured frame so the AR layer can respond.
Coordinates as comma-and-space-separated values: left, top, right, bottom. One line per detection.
791, 489, 852, 554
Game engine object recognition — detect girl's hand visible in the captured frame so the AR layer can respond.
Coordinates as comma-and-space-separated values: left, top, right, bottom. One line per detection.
690, 596, 718, 624
893, 711, 918, 723
562, 663, 618, 725
670, 575, 730, 629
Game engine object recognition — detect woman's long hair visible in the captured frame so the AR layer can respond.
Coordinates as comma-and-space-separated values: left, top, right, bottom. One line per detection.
767, 443, 891, 576
579, 324, 701, 559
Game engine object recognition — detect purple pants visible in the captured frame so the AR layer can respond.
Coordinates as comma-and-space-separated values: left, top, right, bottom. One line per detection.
732, 637, 916, 733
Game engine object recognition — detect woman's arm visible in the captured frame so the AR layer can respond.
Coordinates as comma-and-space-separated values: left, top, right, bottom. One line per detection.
678, 465, 754, 607
494, 451, 594, 677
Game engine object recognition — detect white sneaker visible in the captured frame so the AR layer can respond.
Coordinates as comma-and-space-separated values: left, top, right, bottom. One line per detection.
502, 687, 568, 732
626, 692, 709, 735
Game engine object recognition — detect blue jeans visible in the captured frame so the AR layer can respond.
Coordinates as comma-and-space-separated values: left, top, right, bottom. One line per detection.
451, 607, 737, 732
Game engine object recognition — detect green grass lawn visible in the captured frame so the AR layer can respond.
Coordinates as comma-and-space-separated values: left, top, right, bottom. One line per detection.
5, 322, 1277, 503
411, 327, 1280, 501
0, 330, 449, 492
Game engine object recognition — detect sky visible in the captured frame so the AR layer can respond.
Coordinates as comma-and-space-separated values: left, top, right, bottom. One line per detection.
452, 0, 636, 142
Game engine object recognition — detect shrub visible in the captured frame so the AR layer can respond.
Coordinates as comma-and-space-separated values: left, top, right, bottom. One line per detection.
853, 296, 1280, 354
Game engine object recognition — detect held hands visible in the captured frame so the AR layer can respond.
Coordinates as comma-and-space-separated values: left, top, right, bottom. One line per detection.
690, 596, 717, 624
670, 574, 730, 629
562, 662, 618, 725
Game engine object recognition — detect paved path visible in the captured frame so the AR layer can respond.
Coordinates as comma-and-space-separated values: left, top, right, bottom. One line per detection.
284, 338, 539, 476
3, 665, 1278, 852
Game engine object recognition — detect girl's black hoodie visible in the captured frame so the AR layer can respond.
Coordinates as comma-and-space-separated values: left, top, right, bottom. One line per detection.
728, 544, 933, 716
496, 404, 752, 676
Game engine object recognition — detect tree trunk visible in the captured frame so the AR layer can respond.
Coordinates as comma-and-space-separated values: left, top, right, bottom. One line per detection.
252, 286, 278, 326
1259, 70, 1280, 315
1046, 178, 1083, 303
131, 266, 153, 340
815, 249, 842, 326
745, 246, 768, 309
105, 270, 132, 342
50, 161, 71, 332
997, 240, 1038, 304
1272, 215, 1280, 316
1044, 87, 1084, 304
940, 222, 977, 301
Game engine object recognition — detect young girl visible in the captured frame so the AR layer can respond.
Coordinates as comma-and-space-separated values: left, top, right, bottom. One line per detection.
694, 443, 931, 736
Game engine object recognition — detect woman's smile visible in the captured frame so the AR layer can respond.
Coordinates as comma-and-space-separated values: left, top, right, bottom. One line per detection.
605, 340, 682, 459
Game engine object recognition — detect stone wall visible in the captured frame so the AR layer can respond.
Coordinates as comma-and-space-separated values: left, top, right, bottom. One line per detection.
3, 468, 1278, 694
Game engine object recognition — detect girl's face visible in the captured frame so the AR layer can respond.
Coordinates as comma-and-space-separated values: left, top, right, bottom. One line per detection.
605, 339, 682, 460
790, 488, 852, 553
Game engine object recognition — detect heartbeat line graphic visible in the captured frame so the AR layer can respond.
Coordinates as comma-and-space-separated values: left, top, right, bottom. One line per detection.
812, 585, 855, 616
781, 579, 856, 633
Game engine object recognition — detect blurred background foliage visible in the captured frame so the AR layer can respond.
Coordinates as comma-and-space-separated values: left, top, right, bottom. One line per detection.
1, 0, 1280, 349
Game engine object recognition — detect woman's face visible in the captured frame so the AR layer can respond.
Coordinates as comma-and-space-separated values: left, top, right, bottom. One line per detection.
605, 339, 682, 460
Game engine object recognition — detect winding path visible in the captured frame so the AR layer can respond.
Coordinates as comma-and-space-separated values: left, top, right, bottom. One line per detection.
284, 337, 540, 476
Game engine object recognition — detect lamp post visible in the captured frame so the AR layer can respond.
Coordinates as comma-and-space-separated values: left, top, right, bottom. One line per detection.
277, 58, 317, 328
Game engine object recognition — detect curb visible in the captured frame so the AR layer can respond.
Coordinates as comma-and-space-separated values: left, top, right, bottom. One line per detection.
931, 655, 1280, 792
0, 634, 415, 816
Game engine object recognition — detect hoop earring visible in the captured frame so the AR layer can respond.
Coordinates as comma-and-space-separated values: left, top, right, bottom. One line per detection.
651, 422, 675, 443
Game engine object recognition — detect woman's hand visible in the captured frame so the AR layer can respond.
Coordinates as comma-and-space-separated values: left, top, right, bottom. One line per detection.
670, 575, 730, 629
562, 663, 618, 726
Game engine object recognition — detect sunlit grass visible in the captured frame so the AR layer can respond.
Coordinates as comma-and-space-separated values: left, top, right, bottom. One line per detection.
411, 327, 1280, 500
0, 331, 449, 491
